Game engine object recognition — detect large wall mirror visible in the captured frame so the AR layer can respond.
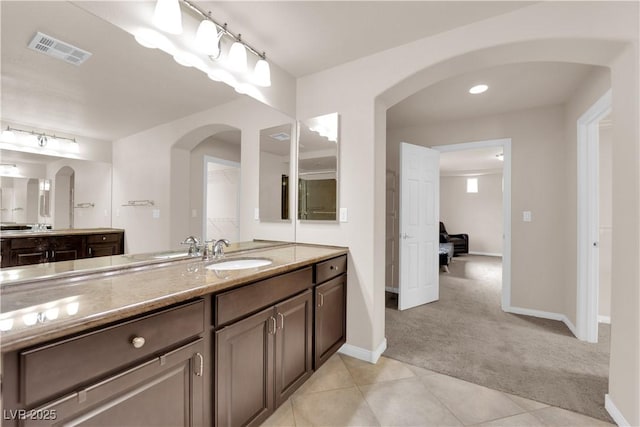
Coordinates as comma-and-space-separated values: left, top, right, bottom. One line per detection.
259, 124, 293, 222
298, 113, 339, 221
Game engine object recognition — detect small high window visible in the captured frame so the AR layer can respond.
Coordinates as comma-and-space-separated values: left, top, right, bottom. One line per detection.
467, 177, 478, 193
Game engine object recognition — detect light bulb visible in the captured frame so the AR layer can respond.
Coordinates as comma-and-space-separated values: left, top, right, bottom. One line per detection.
227, 41, 247, 72
23, 312, 38, 326
253, 58, 271, 87
66, 302, 80, 316
195, 20, 222, 57
45, 308, 59, 320
153, 0, 182, 35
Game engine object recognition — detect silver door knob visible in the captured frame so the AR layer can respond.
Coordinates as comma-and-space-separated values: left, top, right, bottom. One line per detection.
401, 233, 412, 239
131, 336, 146, 348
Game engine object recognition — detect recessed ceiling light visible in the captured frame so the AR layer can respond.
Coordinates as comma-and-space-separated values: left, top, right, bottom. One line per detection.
469, 84, 489, 94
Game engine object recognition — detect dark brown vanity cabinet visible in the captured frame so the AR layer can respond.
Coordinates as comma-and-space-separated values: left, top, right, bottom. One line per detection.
314, 255, 347, 368
0, 231, 124, 267
86, 233, 123, 258
214, 269, 314, 427
2, 300, 206, 427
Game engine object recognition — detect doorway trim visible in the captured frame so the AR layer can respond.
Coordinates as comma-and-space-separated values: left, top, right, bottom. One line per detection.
576, 89, 611, 343
433, 138, 512, 310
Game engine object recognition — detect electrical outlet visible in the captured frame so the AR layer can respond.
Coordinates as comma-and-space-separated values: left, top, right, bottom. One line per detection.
339, 208, 348, 222
153, 209, 160, 219
523, 211, 532, 222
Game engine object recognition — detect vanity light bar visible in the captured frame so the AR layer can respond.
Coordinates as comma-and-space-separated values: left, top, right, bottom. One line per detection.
180, 0, 266, 60
4, 126, 77, 144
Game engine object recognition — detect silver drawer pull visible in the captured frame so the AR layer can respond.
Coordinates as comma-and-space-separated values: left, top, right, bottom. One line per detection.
318, 293, 324, 307
194, 352, 204, 377
131, 336, 146, 348
330, 265, 339, 271
277, 312, 284, 329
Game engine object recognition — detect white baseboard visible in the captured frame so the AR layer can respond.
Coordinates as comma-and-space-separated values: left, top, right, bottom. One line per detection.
468, 251, 503, 257
504, 306, 578, 337
598, 315, 611, 324
338, 338, 387, 364
385, 287, 398, 293
605, 394, 631, 426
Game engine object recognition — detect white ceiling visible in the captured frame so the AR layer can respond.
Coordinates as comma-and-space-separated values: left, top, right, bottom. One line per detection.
387, 62, 597, 129
440, 147, 504, 175
0, 1, 537, 144
199, 1, 534, 77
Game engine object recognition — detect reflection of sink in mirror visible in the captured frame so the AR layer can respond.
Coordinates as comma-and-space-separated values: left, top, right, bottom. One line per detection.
153, 252, 189, 259
206, 258, 272, 271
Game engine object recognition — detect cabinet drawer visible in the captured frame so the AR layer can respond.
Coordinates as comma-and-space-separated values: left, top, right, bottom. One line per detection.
9, 237, 47, 249
215, 267, 312, 326
315, 255, 347, 284
20, 299, 204, 407
86, 233, 121, 244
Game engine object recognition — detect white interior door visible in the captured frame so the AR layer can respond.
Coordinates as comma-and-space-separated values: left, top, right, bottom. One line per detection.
399, 142, 440, 310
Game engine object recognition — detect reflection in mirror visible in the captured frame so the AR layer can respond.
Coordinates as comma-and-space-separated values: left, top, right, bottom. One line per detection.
38, 179, 51, 218
0, 177, 38, 224
298, 113, 339, 221
259, 124, 293, 222
0, 149, 112, 230
189, 129, 241, 242
54, 167, 74, 228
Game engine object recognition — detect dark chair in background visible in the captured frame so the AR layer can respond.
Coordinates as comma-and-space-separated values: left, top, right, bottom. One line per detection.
440, 222, 469, 256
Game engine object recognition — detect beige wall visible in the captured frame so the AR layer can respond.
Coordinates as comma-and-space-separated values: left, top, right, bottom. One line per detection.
388, 105, 567, 313
298, 3, 637, 421
440, 173, 503, 255
48, 159, 112, 229
599, 123, 612, 320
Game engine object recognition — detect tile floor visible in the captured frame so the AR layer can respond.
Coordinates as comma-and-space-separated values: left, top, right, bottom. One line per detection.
261, 353, 615, 427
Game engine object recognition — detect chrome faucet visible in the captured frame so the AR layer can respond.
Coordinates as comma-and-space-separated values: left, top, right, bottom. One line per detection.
180, 236, 201, 257
202, 239, 215, 261
213, 239, 230, 259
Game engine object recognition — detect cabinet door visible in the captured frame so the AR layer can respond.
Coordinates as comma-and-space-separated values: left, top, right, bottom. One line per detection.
315, 274, 347, 368
274, 290, 313, 406
215, 307, 275, 427
50, 236, 84, 262
23, 339, 205, 427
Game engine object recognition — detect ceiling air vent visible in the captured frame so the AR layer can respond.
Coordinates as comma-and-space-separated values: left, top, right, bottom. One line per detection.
27, 32, 92, 66
269, 132, 290, 142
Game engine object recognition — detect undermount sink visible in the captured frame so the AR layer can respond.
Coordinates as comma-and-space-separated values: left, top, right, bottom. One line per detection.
206, 258, 272, 271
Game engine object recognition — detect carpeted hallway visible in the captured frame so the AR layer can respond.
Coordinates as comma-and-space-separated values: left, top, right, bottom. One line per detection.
384, 255, 612, 422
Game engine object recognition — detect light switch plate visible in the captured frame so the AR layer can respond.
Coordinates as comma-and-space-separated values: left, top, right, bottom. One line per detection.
152, 209, 160, 219
339, 208, 348, 222
523, 211, 532, 222
254, 208, 260, 220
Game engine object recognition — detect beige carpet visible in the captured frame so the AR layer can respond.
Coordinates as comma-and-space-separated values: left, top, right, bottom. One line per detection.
384, 255, 612, 422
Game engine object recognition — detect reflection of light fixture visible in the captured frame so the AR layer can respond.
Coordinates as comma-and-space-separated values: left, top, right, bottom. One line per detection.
0, 318, 13, 331
496, 153, 504, 161
66, 302, 80, 315
134, 28, 173, 51
0, 126, 79, 154
153, 0, 183, 35
22, 312, 39, 326
1, 126, 16, 143
469, 84, 489, 94
307, 113, 339, 143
